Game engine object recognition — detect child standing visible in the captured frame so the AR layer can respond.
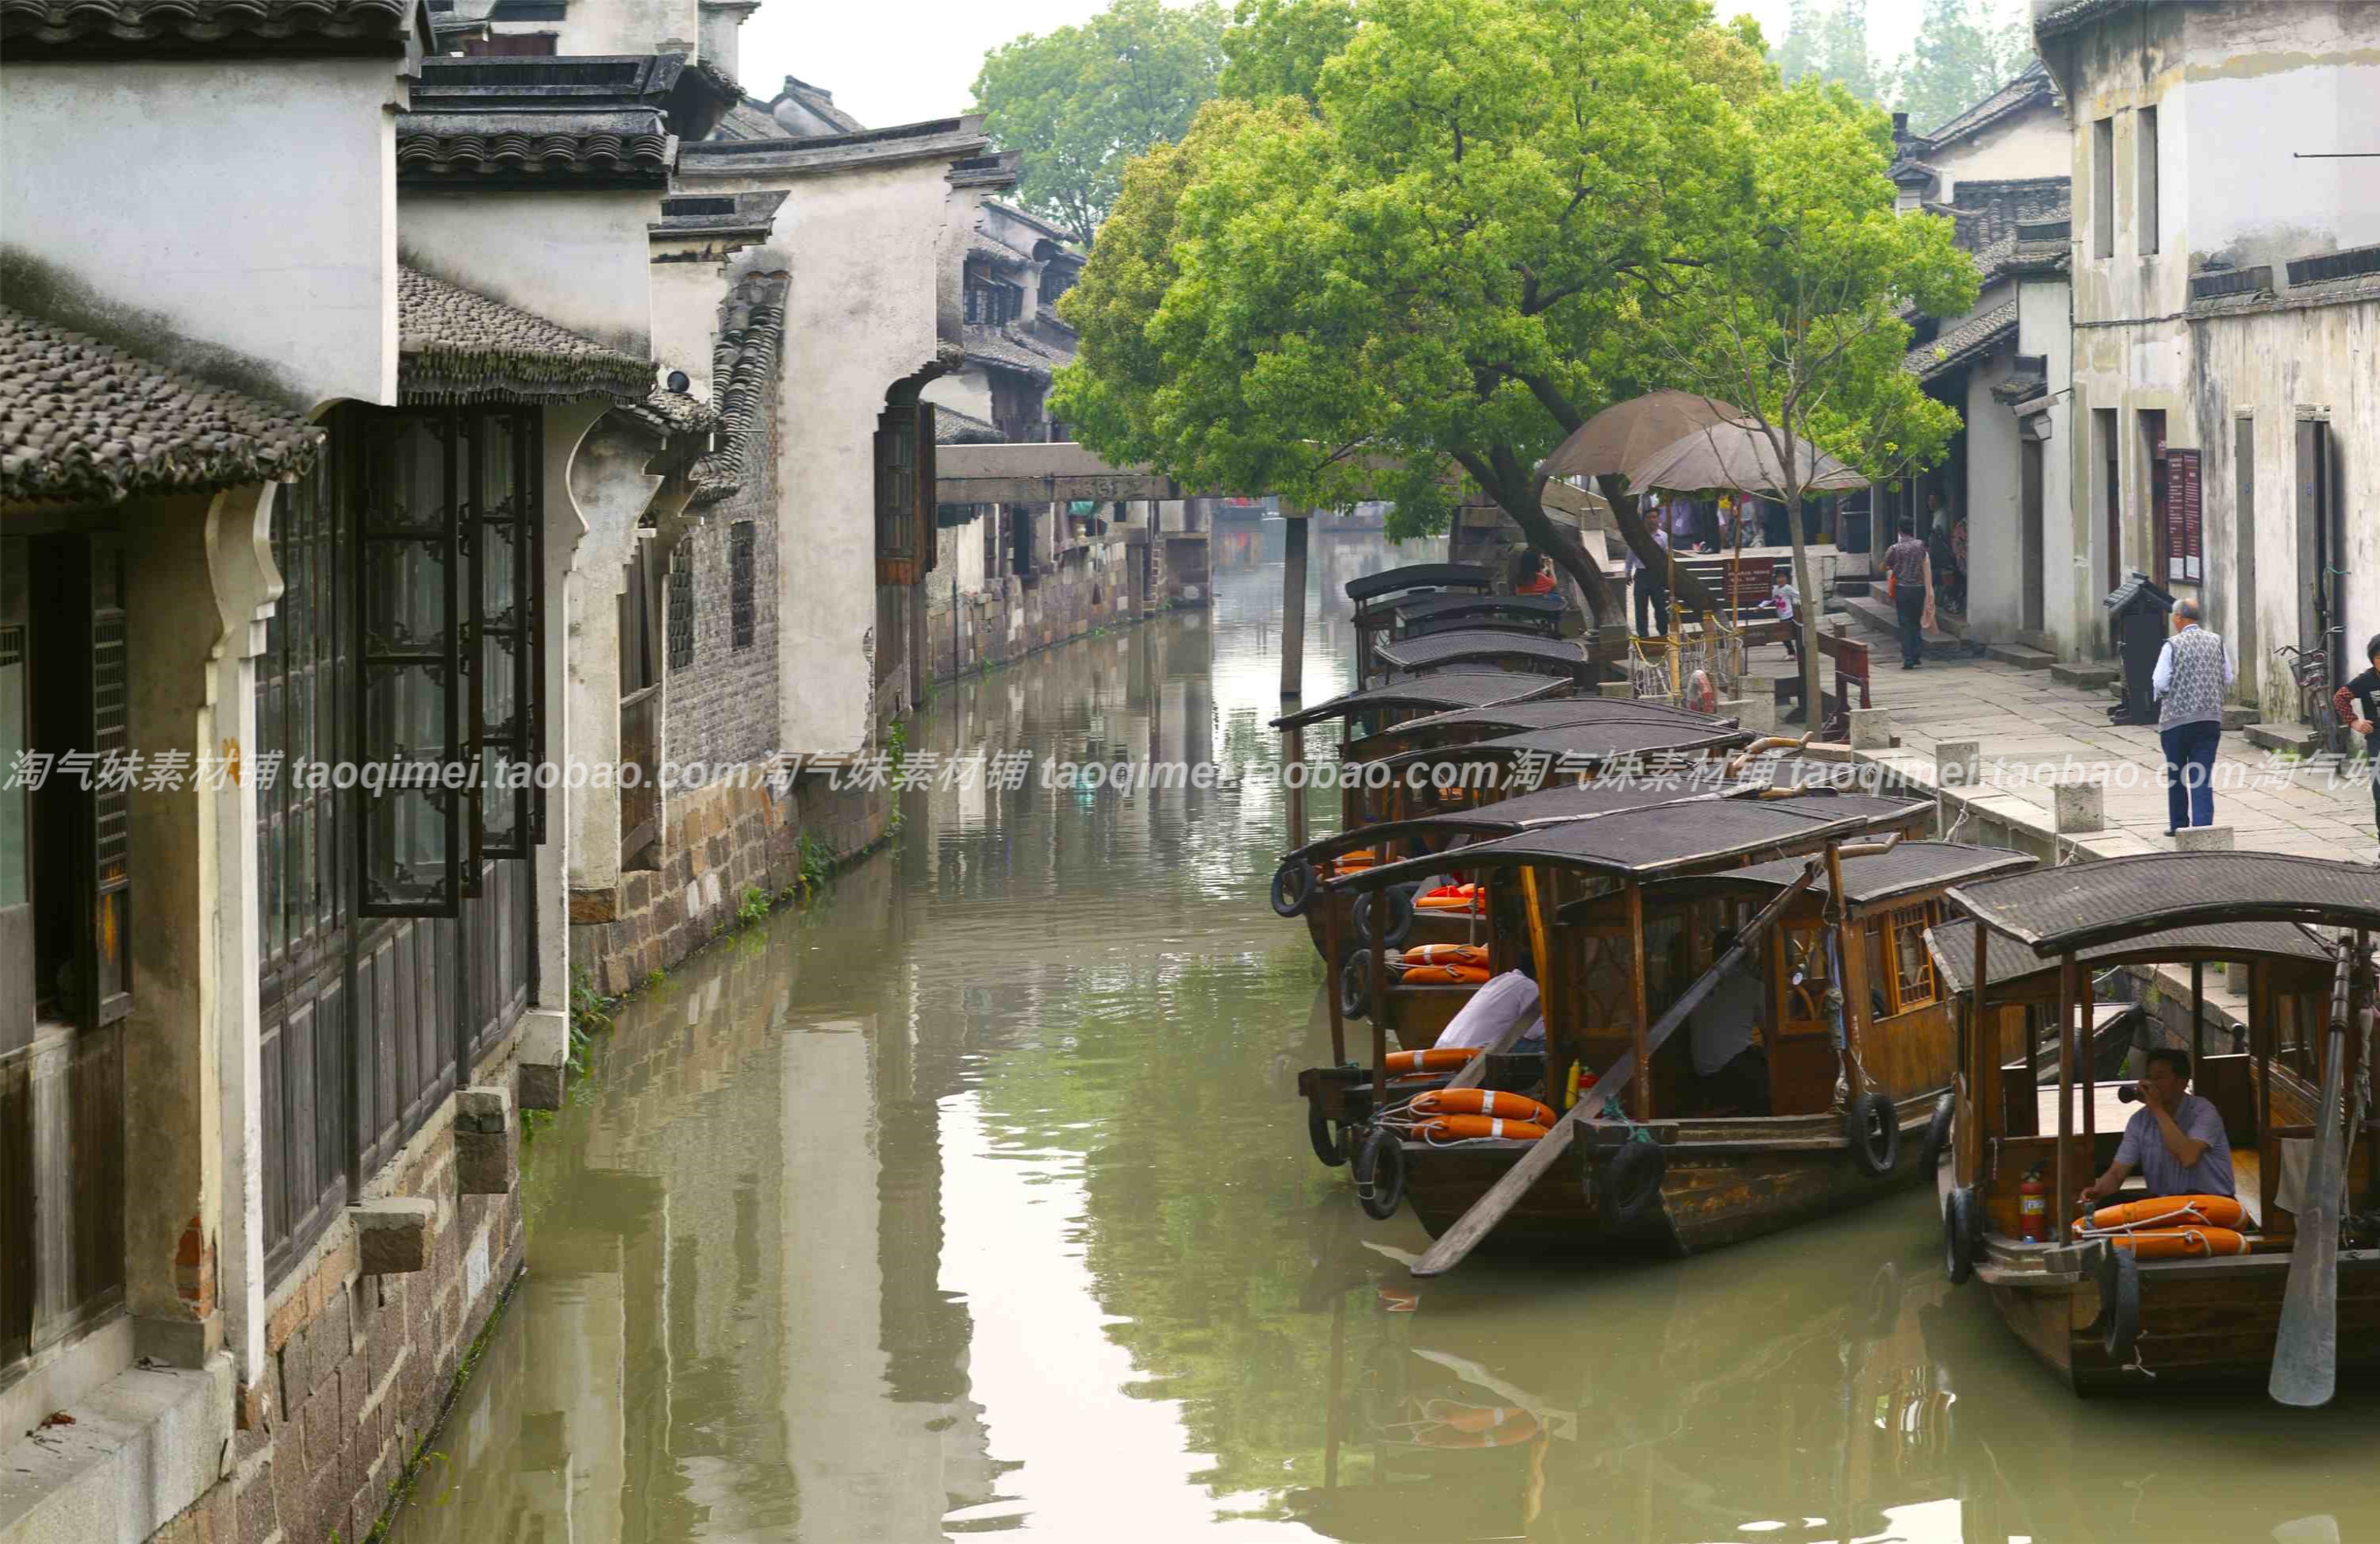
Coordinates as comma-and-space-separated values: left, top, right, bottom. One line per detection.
1768, 564, 1801, 659
2333, 632, 2380, 865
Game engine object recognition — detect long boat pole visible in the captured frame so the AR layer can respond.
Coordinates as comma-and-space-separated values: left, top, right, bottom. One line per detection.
1626, 881, 1652, 1122
2056, 954, 2076, 1240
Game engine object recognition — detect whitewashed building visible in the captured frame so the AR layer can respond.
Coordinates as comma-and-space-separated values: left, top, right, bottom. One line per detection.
2032, 0, 2380, 713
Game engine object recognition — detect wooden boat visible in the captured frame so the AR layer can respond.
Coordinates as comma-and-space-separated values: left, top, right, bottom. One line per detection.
1346, 563, 1498, 690
1927, 853, 2380, 1398
1370, 628, 1602, 689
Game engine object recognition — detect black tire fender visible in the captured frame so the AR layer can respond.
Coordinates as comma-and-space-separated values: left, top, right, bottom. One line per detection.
1271, 855, 1317, 918
1944, 1185, 1982, 1287
2097, 1242, 2142, 1365
1848, 1089, 1901, 1178
1919, 1091, 1955, 1173
1356, 1126, 1407, 1220
1377, 884, 1418, 948
1308, 1100, 1347, 1168
1340, 950, 1373, 1020
1597, 1139, 1668, 1231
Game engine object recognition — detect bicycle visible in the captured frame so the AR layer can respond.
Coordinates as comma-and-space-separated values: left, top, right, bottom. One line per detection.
2274, 636, 2347, 759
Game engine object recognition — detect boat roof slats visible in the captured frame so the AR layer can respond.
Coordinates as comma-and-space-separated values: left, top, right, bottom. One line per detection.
1344, 792, 1924, 887
1268, 671, 1566, 729
1926, 916, 2335, 996
1389, 699, 1720, 735
1645, 842, 2036, 908
1372, 630, 1589, 670
1944, 852, 2380, 954
1378, 720, 1749, 767
1344, 563, 1493, 604
1289, 778, 1764, 861
1391, 592, 1566, 624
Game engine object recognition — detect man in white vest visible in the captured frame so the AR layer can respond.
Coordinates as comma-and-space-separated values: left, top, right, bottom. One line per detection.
2152, 598, 2233, 835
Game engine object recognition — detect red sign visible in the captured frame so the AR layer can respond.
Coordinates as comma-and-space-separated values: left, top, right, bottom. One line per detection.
2163, 447, 2202, 584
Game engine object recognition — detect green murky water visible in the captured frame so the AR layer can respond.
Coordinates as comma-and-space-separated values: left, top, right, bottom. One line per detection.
390, 530, 2380, 1544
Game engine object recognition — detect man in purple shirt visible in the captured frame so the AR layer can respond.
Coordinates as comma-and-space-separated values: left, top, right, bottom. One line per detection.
2077, 1048, 2236, 1206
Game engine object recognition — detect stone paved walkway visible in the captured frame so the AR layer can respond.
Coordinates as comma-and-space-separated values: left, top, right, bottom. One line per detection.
1741, 638, 2379, 863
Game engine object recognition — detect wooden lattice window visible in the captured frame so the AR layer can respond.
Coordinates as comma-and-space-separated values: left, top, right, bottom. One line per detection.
666, 541, 695, 671
730, 521, 755, 650
1887, 903, 1939, 1012
1780, 925, 1834, 1025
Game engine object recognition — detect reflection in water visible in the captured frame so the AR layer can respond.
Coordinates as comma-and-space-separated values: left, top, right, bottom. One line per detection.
391, 536, 2380, 1543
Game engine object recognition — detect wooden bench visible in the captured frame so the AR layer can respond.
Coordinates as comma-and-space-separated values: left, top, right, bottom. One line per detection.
1772, 631, 1871, 738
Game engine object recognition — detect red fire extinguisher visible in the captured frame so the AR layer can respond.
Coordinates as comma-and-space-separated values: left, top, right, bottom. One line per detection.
2019, 1164, 2048, 1242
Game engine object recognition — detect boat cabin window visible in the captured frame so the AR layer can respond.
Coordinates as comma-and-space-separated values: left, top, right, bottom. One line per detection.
1868, 901, 1942, 1016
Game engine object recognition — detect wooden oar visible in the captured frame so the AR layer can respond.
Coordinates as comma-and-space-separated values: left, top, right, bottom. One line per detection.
2271, 937, 2360, 1407
1410, 853, 1824, 1277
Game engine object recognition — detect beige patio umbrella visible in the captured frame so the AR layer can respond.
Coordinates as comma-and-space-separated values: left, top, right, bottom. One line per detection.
1623, 421, 1868, 497
1538, 390, 1753, 481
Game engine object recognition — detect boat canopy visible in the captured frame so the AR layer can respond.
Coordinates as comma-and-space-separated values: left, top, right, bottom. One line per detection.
1341, 697, 1727, 760
1282, 777, 1772, 864
1345, 563, 1493, 606
1633, 842, 2036, 914
1944, 852, 2380, 955
1371, 628, 1591, 674
1369, 718, 1751, 773
1269, 670, 1568, 730
1925, 915, 2336, 997
1389, 591, 1566, 632
1331, 790, 1925, 891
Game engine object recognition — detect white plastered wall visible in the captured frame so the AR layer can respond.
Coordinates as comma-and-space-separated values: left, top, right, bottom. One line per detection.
400, 189, 661, 360
0, 57, 402, 408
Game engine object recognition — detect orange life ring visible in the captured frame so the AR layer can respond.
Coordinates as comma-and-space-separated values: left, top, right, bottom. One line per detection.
1412, 1406, 1541, 1448
1394, 963, 1491, 985
1415, 1115, 1551, 1143
1396, 943, 1488, 968
2103, 1226, 2249, 1258
1384, 1047, 1481, 1075
2089, 1194, 2246, 1231
1414, 882, 1484, 912
1411, 1088, 1558, 1126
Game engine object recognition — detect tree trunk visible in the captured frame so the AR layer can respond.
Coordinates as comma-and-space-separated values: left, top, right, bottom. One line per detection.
1594, 475, 1723, 615
1786, 487, 1825, 736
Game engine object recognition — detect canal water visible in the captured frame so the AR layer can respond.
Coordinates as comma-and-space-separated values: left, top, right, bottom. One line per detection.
392, 531, 2380, 1544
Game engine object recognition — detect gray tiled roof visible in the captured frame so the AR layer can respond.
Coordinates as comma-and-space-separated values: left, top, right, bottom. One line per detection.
1933, 178, 2071, 254
396, 110, 673, 181
1917, 58, 2056, 146
934, 404, 1001, 445
2033, 0, 2129, 42
687, 269, 787, 506
962, 323, 1069, 379
1906, 299, 2018, 382
0, 0, 411, 48
397, 267, 653, 405
1, 307, 321, 504
2189, 268, 2380, 320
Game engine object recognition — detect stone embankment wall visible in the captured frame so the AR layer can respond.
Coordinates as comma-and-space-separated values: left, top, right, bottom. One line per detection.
923, 528, 1206, 686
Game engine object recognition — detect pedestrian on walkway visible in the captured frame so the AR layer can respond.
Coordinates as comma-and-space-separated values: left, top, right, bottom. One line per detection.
2332, 632, 2380, 864
2152, 597, 2234, 834
1883, 520, 1932, 669
1626, 523, 1671, 638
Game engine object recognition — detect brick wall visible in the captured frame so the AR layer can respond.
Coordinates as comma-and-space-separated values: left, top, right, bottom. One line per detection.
662, 439, 780, 776
159, 1050, 529, 1544
568, 769, 889, 998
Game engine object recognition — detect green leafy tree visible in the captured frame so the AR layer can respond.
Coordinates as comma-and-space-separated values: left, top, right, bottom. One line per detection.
974, 0, 1230, 238
1814, 0, 1880, 102
1891, 0, 2013, 133
1055, 0, 1776, 621
1771, 0, 1818, 83
1636, 79, 1975, 718
1218, 0, 1357, 106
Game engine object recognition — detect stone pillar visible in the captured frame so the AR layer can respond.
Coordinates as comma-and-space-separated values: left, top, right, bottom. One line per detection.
2053, 778, 2104, 834
122, 496, 229, 1369
2174, 825, 2234, 851
206, 482, 278, 1414
1848, 708, 1892, 750
1937, 738, 1982, 789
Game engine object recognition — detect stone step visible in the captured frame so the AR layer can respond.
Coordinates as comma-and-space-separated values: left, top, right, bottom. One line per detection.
2049, 660, 2120, 689
2244, 721, 2319, 755
1834, 577, 1871, 597
2221, 703, 2256, 732
1985, 643, 2056, 670
1836, 592, 1957, 648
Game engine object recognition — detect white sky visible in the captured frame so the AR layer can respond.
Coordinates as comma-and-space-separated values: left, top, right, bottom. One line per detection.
739, 0, 2034, 133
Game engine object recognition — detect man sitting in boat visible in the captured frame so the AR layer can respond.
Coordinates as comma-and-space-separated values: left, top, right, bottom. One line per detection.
1687, 928, 1769, 1115
1433, 966, 1545, 1054
2076, 1049, 2236, 1208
